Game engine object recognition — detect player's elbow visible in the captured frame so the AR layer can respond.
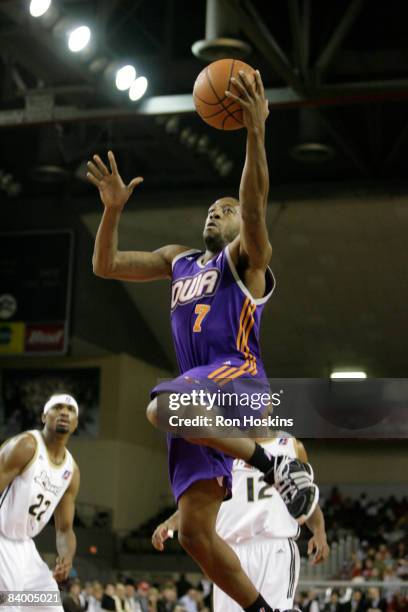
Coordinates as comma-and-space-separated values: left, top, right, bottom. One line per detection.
92, 257, 113, 279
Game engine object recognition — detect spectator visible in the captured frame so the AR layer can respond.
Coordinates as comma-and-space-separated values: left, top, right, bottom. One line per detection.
157, 583, 177, 612
124, 580, 142, 612
364, 587, 387, 612
323, 591, 348, 612
136, 581, 150, 612
63, 580, 85, 612
88, 582, 104, 612
302, 590, 320, 612
115, 583, 131, 612
175, 575, 192, 599
101, 584, 117, 612
349, 590, 365, 612
147, 587, 160, 612
178, 588, 201, 612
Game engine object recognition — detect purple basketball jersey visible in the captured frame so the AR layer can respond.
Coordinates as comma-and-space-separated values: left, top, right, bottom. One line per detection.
170, 245, 275, 377
151, 245, 275, 504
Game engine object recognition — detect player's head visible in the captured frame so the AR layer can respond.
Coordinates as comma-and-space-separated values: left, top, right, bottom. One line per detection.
41, 392, 79, 439
203, 197, 240, 252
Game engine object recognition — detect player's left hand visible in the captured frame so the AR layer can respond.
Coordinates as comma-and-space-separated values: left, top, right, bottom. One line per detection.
152, 522, 173, 551
53, 556, 72, 582
225, 70, 269, 130
307, 532, 330, 565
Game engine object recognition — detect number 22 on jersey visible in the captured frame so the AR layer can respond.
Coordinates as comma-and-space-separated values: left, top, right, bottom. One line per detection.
193, 304, 211, 332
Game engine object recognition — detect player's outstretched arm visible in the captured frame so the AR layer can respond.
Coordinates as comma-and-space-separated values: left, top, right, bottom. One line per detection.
226, 71, 272, 270
88, 151, 189, 281
151, 510, 179, 551
53, 463, 80, 582
0, 433, 36, 492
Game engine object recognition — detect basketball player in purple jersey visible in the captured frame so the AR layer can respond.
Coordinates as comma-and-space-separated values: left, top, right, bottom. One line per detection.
90, 70, 317, 612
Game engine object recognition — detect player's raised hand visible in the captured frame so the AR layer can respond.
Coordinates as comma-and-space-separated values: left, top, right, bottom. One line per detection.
226, 69, 269, 131
53, 555, 72, 582
307, 532, 330, 565
151, 522, 173, 551
87, 150, 143, 210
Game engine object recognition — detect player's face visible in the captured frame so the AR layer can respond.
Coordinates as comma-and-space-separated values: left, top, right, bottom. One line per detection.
203, 197, 241, 251
43, 403, 78, 436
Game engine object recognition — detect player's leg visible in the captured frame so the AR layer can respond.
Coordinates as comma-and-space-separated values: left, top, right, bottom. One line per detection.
147, 395, 261, 462
254, 539, 300, 611
148, 395, 318, 524
178, 478, 274, 612
0, 534, 24, 591
23, 540, 64, 612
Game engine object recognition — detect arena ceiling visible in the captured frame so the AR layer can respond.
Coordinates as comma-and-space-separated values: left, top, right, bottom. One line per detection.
0, 0, 408, 195
1, 1, 408, 376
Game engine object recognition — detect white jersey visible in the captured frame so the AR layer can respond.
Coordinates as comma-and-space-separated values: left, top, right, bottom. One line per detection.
216, 435, 300, 543
0, 430, 74, 540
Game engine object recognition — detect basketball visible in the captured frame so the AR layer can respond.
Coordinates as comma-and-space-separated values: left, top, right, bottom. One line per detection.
193, 58, 256, 130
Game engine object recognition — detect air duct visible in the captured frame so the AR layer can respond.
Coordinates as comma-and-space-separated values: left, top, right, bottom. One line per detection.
192, 0, 251, 62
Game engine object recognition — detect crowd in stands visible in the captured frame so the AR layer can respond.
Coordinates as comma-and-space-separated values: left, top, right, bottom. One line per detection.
295, 489, 408, 611
64, 489, 407, 612
321, 488, 407, 547
62, 576, 212, 612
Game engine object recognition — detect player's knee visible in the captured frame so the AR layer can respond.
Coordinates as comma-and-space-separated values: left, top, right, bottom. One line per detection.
146, 398, 158, 427
178, 527, 212, 557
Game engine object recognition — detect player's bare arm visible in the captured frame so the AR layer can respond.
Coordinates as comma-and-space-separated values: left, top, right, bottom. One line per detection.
295, 439, 330, 564
306, 505, 329, 565
227, 70, 272, 299
0, 433, 36, 491
53, 462, 80, 582
88, 150, 189, 281
151, 509, 180, 551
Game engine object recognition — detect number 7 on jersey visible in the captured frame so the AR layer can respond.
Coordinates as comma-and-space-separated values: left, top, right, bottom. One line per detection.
193, 304, 211, 332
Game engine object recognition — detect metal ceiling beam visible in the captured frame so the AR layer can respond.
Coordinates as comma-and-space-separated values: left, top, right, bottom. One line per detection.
2, 81, 408, 128
222, 0, 304, 95
0, 88, 301, 128
288, 0, 311, 85
314, 0, 366, 82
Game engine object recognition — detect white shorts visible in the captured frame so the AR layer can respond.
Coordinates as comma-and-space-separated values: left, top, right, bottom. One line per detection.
213, 537, 300, 612
0, 533, 63, 612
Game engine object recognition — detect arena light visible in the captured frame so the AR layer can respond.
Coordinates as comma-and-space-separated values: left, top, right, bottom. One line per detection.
29, 0, 52, 18
68, 25, 91, 53
330, 371, 367, 380
115, 65, 136, 91
129, 76, 148, 101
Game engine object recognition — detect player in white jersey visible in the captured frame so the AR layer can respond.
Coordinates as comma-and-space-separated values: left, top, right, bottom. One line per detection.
0, 393, 80, 609
152, 434, 329, 612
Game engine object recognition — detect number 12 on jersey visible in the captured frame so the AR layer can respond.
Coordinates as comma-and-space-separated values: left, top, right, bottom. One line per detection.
247, 476, 273, 502
193, 304, 211, 332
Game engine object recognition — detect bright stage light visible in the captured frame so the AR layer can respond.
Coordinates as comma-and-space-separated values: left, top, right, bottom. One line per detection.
29, 0, 52, 17
68, 25, 91, 53
330, 371, 367, 380
129, 76, 148, 101
115, 65, 136, 91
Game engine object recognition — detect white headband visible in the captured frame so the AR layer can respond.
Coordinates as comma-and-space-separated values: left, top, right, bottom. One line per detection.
43, 394, 79, 416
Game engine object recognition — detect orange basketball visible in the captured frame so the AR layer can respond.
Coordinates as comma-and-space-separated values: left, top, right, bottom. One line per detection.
193, 59, 256, 130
